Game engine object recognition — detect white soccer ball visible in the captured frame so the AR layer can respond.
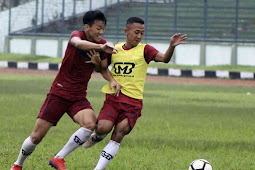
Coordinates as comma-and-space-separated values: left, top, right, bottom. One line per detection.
189, 159, 212, 170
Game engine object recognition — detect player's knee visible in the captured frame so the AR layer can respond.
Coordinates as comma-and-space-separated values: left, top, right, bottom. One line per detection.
96, 123, 112, 135
116, 127, 128, 136
30, 133, 43, 144
111, 130, 127, 143
81, 120, 96, 131
75, 109, 96, 130
77, 114, 97, 130
112, 127, 128, 140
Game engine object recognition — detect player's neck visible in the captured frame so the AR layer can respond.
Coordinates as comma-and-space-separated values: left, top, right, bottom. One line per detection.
85, 32, 94, 42
124, 43, 136, 49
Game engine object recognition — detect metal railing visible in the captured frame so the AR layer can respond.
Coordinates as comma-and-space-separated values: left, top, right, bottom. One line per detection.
8, 0, 255, 43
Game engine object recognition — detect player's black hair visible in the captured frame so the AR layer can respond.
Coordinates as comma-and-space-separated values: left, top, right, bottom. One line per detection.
126, 17, 144, 26
83, 10, 107, 26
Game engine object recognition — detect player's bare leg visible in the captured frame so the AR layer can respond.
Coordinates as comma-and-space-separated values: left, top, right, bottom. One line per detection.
110, 118, 130, 143
83, 119, 113, 148
49, 109, 96, 169
11, 119, 52, 169
30, 118, 53, 144
94, 118, 130, 170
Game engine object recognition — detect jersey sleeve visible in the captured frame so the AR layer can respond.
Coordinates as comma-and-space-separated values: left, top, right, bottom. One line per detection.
70, 30, 84, 39
144, 44, 159, 64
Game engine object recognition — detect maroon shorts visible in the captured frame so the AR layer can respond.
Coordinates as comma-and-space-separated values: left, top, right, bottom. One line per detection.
38, 93, 93, 126
97, 98, 142, 131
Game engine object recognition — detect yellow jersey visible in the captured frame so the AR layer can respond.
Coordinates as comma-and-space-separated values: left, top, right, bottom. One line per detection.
101, 43, 148, 99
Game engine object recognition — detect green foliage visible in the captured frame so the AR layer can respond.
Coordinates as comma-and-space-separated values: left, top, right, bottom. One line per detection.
1, 75, 255, 169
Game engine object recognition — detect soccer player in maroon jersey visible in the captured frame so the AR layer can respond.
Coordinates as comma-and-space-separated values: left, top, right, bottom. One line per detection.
10, 10, 120, 170
83, 17, 187, 170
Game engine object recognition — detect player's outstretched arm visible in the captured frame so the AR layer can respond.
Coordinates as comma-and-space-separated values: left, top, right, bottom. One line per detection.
101, 43, 118, 54
100, 59, 121, 96
155, 33, 187, 63
71, 37, 118, 54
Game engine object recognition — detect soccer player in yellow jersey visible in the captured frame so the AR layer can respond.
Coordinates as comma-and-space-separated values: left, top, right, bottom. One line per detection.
83, 17, 187, 169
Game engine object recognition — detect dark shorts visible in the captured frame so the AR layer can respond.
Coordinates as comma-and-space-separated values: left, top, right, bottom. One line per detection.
38, 93, 93, 126
97, 98, 142, 132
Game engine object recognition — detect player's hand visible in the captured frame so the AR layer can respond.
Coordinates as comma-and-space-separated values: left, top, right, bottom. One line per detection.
170, 33, 187, 47
101, 43, 118, 54
110, 80, 121, 97
86, 50, 101, 66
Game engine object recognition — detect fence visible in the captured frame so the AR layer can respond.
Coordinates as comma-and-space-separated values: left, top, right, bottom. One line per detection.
7, 0, 255, 42
4, 0, 255, 66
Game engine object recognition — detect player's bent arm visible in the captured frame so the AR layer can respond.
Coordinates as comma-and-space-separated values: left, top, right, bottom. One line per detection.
100, 59, 121, 96
100, 59, 114, 82
86, 50, 101, 72
71, 37, 118, 54
71, 37, 103, 51
154, 45, 175, 63
94, 64, 101, 72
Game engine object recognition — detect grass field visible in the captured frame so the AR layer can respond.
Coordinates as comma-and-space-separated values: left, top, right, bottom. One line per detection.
1, 74, 255, 169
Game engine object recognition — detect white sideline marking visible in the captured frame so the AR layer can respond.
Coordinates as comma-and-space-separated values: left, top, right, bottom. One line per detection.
58, 63, 62, 70
0, 61, 8, 68
17, 62, 28, 69
240, 72, 254, 79
147, 67, 158, 75
192, 70, 205, 77
216, 70, 229, 78
38, 63, 49, 70
168, 68, 181, 76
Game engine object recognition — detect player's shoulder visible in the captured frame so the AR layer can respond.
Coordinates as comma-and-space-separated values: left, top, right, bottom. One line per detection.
136, 43, 147, 50
70, 30, 85, 38
115, 42, 125, 47
144, 43, 152, 48
71, 30, 84, 34
144, 44, 157, 51
98, 37, 107, 44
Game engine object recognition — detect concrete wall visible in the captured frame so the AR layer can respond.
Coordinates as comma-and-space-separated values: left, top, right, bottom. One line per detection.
146, 40, 255, 66
0, 9, 9, 52
4, 35, 255, 66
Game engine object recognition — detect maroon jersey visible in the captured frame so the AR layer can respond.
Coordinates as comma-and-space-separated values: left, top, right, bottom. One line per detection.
143, 44, 159, 64
50, 30, 109, 101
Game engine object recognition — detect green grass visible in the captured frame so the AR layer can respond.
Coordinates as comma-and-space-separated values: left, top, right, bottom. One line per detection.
1, 74, 255, 169
0, 53, 63, 63
1, 52, 255, 72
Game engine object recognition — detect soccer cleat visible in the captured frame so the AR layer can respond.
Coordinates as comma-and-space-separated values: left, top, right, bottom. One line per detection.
49, 155, 67, 170
10, 164, 22, 170
83, 133, 101, 149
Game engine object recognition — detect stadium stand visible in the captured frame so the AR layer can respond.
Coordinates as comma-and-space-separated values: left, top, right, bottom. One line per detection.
0, 0, 33, 11
7, 0, 255, 41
